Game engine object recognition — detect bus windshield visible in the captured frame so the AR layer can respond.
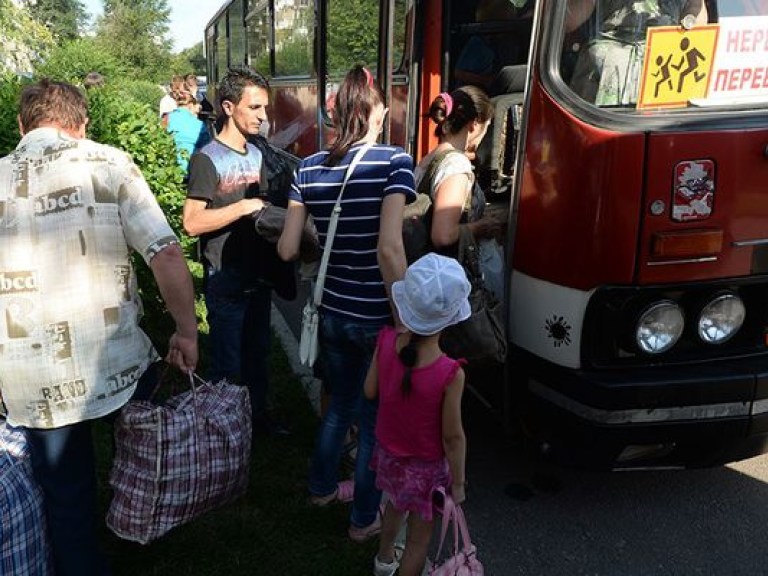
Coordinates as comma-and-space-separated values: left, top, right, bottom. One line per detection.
558, 0, 768, 112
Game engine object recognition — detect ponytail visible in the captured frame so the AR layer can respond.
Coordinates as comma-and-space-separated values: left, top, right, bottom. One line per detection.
398, 333, 422, 397
426, 85, 493, 138
326, 65, 385, 166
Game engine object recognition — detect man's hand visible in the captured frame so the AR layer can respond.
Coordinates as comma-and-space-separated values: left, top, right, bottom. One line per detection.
149, 244, 198, 373
242, 197, 265, 216
165, 330, 198, 373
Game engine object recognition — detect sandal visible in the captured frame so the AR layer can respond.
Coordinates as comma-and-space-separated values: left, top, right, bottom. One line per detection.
309, 488, 338, 507
348, 513, 382, 543
337, 479, 354, 503
310, 479, 355, 507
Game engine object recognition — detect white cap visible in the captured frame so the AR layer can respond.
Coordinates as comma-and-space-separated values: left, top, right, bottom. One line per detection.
392, 253, 471, 336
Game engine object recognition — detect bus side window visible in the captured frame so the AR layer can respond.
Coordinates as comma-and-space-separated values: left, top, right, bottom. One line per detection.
246, 0, 272, 75
273, 0, 313, 77
326, 0, 379, 78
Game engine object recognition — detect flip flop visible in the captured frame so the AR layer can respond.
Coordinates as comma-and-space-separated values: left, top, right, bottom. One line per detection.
310, 479, 355, 507
309, 488, 338, 507
336, 479, 354, 503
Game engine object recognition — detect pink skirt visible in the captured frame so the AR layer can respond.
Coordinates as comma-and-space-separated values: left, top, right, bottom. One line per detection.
370, 444, 450, 521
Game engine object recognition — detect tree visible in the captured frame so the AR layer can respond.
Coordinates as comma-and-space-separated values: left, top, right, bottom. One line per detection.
0, 0, 54, 76
28, 0, 87, 40
95, 0, 173, 82
327, 0, 379, 75
172, 42, 206, 77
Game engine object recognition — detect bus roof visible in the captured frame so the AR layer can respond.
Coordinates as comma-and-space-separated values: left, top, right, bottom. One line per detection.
205, 0, 233, 32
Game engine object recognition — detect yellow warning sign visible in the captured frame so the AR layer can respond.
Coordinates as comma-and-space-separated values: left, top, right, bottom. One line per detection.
638, 25, 720, 109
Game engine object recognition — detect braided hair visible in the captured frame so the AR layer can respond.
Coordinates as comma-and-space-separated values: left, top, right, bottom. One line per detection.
398, 333, 423, 397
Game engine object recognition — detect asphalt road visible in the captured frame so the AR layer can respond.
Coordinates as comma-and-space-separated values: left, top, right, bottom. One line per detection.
274, 294, 768, 576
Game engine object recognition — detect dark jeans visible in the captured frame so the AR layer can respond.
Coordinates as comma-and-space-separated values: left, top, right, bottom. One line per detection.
308, 311, 384, 528
205, 267, 272, 420
23, 363, 158, 576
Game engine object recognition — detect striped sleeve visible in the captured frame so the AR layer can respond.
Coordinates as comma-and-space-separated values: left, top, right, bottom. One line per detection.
385, 148, 416, 203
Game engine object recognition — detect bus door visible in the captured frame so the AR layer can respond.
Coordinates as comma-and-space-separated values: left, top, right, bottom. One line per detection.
506, 0, 768, 468
418, 0, 536, 412
444, 0, 534, 195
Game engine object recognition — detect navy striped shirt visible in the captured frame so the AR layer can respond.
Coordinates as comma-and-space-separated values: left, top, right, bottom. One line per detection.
289, 144, 416, 321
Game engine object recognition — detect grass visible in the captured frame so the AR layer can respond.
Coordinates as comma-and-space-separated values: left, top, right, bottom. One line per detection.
95, 334, 377, 576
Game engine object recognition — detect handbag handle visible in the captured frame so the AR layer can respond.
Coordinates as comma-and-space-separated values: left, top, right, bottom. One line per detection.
432, 487, 476, 565
432, 488, 456, 564
312, 143, 373, 307
147, 362, 200, 403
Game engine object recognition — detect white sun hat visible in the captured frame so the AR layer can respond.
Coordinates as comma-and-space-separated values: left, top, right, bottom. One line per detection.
391, 253, 471, 336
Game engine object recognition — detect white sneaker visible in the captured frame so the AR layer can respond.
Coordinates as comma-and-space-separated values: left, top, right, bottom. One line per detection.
373, 547, 403, 576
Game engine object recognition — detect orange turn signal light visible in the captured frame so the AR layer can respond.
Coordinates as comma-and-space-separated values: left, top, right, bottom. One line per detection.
651, 229, 723, 259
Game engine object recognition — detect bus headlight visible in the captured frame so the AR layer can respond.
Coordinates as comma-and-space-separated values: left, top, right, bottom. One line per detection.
635, 301, 684, 354
697, 294, 745, 344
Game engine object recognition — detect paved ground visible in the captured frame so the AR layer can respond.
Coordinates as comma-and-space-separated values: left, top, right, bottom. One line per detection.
272, 299, 768, 575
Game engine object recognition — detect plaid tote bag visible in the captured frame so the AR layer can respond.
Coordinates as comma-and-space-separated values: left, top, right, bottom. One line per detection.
106, 374, 252, 544
0, 421, 52, 576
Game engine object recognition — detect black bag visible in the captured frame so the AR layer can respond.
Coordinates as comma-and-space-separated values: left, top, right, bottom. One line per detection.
246, 135, 304, 299
440, 226, 507, 364
403, 149, 462, 264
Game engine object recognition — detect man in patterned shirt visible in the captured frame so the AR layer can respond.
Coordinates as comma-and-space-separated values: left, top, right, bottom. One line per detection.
184, 66, 291, 436
0, 79, 198, 575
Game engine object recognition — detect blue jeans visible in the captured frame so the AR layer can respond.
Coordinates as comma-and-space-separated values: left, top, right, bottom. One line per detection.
205, 268, 272, 419
23, 363, 158, 576
309, 311, 384, 528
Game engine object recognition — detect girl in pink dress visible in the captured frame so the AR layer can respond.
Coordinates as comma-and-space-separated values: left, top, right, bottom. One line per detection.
364, 253, 470, 576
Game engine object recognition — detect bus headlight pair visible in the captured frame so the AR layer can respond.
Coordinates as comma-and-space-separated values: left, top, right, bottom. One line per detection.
635, 294, 746, 354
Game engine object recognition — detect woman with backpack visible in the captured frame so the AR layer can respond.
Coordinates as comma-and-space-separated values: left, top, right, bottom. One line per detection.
416, 87, 506, 258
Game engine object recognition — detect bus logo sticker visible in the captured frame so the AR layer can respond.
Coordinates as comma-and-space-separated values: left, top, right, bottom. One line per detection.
545, 315, 572, 348
672, 160, 715, 222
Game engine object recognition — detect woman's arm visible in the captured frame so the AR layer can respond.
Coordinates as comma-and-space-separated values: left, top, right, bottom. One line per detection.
442, 368, 467, 504
430, 173, 471, 249
277, 199, 307, 262
378, 193, 408, 324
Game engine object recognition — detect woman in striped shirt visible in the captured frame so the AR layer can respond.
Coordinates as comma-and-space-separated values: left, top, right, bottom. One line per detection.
279, 65, 416, 543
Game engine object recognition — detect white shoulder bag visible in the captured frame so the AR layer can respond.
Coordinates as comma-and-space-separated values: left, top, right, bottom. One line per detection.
299, 144, 372, 367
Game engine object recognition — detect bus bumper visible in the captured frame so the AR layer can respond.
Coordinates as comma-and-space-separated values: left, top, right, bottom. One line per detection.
517, 352, 768, 469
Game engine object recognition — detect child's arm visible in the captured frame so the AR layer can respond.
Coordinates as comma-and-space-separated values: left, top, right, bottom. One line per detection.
363, 345, 380, 400
442, 367, 467, 504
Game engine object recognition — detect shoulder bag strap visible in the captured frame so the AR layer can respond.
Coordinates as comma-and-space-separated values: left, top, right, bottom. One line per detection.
312, 143, 372, 307
418, 148, 462, 197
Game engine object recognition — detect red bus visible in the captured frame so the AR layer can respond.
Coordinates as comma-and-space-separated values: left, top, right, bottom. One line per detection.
206, 0, 768, 469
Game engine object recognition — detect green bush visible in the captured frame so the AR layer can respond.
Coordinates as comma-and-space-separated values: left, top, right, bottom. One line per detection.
0, 75, 26, 156
35, 38, 127, 85
111, 79, 164, 110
